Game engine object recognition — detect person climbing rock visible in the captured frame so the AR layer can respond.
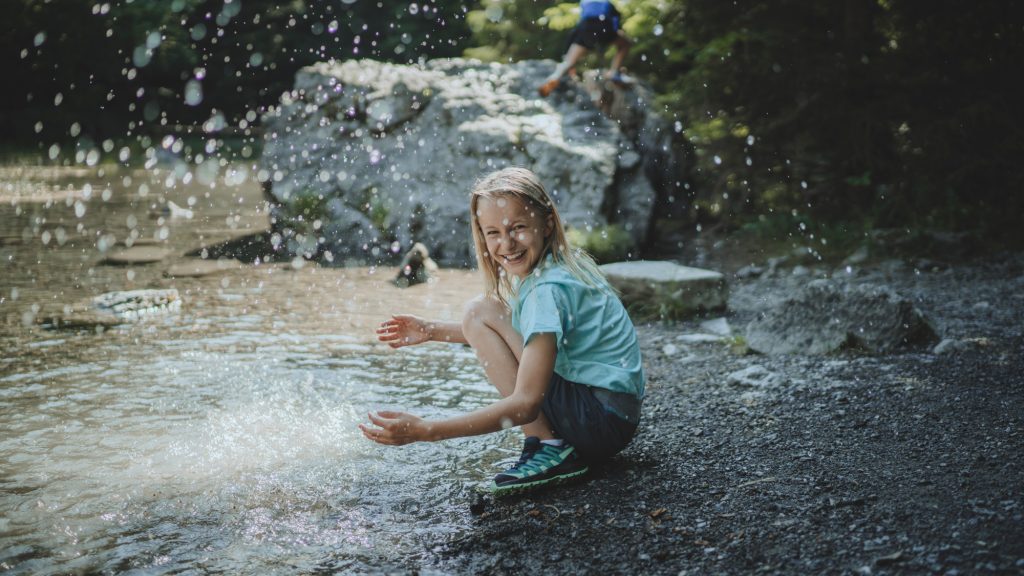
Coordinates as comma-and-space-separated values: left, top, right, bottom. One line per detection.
538, 0, 632, 97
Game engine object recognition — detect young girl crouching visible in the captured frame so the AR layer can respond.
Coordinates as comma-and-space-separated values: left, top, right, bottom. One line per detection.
360, 167, 644, 496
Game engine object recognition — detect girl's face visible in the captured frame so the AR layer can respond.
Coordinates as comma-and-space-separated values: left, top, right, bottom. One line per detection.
476, 195, 552, 279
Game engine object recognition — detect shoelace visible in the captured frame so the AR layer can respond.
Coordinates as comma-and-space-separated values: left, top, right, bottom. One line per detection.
509, 445, 540, 471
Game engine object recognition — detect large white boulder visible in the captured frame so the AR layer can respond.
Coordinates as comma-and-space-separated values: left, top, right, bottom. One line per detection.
259, 58, 676, 266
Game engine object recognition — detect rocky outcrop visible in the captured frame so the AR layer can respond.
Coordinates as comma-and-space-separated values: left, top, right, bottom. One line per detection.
744, 281, 937, 354
259, 59, 679, 266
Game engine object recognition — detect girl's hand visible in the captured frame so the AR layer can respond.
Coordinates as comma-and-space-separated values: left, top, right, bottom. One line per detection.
359, 411, 429, 445
376, 314, 432, 348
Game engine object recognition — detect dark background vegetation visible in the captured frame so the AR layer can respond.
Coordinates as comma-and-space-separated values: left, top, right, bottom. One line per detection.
2, 0, 1021, 245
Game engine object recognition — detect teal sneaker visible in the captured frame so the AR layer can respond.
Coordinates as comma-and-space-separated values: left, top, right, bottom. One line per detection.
490, 437, 589, 496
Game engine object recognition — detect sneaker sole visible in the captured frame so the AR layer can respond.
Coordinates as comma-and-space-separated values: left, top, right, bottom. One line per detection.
537, 79, 560, 97
489, 466, 589, 497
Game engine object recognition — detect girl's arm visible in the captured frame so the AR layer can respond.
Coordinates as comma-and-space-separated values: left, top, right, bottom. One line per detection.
360, 333, 557, 444
376, 314, 468, 347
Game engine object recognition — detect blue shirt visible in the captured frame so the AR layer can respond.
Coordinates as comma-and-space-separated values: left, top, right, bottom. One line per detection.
580, 0, 615, 20
511, 258, 645, 400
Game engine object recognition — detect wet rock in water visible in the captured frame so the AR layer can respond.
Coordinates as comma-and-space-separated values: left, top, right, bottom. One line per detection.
932, 337, 989, 355
164, 259, 239, 278
160, 200, 194, 220
599, 261, 727, 321
47, 289, 181, 329
393, 243, 438, 287
843, 245, 871, 266
736, 264, 765, 279
260, 59, 680, 265
791, 265, 811, 277
744, 281, 937, 355
102, 246, 171, 265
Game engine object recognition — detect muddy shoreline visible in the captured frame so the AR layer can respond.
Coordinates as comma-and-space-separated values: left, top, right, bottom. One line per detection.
420, 251, 1024, 574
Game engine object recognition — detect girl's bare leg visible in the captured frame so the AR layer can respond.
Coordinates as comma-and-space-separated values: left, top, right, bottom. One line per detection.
462, 295, 556, 440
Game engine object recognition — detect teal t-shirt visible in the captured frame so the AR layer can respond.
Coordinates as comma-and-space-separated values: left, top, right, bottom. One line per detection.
511, 258, 645, 401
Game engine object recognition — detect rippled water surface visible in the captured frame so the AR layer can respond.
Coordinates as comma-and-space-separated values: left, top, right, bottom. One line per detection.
0, 164, 506, 573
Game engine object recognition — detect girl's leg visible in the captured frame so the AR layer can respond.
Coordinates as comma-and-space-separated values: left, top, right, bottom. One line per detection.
462, 295, 556, 440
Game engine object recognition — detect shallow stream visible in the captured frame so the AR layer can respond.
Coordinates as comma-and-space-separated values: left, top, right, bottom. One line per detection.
0, 164, 506, 573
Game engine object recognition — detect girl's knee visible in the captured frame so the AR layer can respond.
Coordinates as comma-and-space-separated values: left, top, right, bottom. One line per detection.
461, 295, 509, 333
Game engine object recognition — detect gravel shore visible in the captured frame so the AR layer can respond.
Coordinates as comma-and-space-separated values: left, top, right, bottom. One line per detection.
429, 251, 1024, 575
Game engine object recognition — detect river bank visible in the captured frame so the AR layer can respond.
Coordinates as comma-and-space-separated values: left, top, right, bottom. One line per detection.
2, 163, 1021, 573
424, 249, 1024, 575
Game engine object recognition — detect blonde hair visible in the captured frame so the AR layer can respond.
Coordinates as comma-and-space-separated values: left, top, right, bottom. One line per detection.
469, 167, 609, 305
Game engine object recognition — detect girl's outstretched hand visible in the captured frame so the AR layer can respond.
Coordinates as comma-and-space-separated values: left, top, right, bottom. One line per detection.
376, 314, 431, 348
359, 410, 429, 445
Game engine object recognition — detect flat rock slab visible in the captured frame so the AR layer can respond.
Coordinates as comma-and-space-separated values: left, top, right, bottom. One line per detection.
600, 261, 728, 320
47, 288, 182, 329
165, 259, 241, 278
103, 246, 171, 265
744, 280, 937, 355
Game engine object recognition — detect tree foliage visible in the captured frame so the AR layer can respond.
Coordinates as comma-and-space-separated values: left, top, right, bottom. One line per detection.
468, 0, 1024, 239
1, 0, 1020, 238
0, 0, 470, 141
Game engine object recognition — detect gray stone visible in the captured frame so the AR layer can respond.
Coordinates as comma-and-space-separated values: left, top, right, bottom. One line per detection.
843, 245, 870, 266
600, 261, 727, 320
102, 246, 171, 265
165, 259, 239, 278
736, 264, 764, 279
48, 289, 181, 328
745, 281, 937, 355
727, 365, 784, 388
676, 333, 725, 344
932, 337, 988, 355
766, 256, 789, 274
700, 317, 732, 336
259, 59, 678, 265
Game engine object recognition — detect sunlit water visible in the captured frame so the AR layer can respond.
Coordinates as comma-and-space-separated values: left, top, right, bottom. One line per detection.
0, 164, 511, 573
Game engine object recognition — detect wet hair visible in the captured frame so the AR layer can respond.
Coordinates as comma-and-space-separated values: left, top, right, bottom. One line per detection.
469, 167, 609, 305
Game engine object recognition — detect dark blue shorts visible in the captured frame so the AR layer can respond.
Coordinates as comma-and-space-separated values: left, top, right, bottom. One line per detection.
541, 372, 639, 463
567, 13, 621, 51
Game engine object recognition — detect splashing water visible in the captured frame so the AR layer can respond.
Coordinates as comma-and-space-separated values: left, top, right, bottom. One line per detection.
0, 165, 507, 573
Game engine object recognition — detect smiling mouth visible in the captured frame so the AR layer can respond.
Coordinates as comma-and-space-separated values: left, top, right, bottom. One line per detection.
500, 250, 526, 264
